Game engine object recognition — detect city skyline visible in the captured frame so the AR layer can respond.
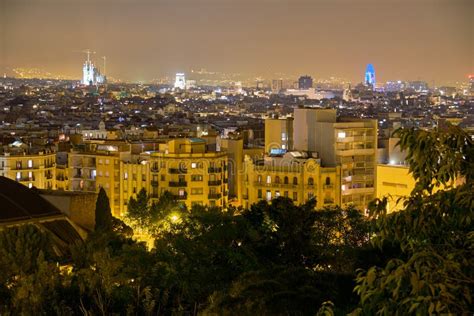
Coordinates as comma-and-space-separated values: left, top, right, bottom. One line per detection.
2, 0, 473, 84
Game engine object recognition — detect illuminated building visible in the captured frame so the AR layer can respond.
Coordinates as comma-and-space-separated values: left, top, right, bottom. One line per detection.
271, 79, 283, 93
364, 64, 375, 88
298, 75, 313, 89
218, 137, 244, 202
0, 146, 56, 190
293, 108, 377, 209
68, 142, 130, 216
82, 53, 106, 86
265, 115, 293, 154
241, 153, 341, 209
67, 138, 229, 216
342, 85, 353, 101
174, 73, 186, 90
376, 164, 415, 213
147, 138, 228, 209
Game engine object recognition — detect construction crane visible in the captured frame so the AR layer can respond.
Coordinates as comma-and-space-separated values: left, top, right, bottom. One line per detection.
101, 56, 106, 75
73, 49, 96, 62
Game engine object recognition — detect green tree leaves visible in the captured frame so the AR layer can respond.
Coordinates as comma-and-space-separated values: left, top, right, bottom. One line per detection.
353, 124, 474, 315
95, 187, 113, 232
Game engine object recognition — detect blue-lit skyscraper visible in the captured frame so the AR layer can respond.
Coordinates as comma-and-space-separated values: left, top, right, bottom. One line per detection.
364, 64, 375, 88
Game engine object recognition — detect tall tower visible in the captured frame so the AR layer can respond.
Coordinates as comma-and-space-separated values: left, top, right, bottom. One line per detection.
82, 49, 95, 85
364, 64, 376, 88
174, 73, 186, 90
298, 75, 313, 90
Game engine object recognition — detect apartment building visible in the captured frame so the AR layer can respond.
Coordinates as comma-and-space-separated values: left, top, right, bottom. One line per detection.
0, 146, 56, 190
147, 138, 228, 210
293, 108, 377, 210
264, 115, 293, 154
241, 152, 341, 209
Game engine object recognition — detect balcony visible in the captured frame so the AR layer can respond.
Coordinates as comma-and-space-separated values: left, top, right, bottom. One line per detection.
173, 193, 187, 200
151, 180, 159, 187
342, 187, 374, 196
323, 184, 334, 189
169, 181, 187, 187
336, 148, 375, 157
169, 168, 187, 174
208, 180, 222, 186
253, 181, 298, 189
337, 135, 375, 143
208, 193, 221, 199
17, 177, 34, 182
208, 167, 222, 173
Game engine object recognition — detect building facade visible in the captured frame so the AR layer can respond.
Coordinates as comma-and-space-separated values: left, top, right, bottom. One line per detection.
264, 116, 293, 154
293, 108, 377, 209
0, 150, 56, 190
242, 154, 341, 210
298, 75, 313, 90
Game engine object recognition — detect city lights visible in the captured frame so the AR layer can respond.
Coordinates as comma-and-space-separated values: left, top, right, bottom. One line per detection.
1, 0, 472, 314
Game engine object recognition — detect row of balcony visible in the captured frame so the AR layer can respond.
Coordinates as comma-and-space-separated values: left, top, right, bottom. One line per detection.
170, 193, 223, 200
151, 180, 225, 187
8, 163, 56, 170
252, 182, 333, 189
167, 167, 223, 174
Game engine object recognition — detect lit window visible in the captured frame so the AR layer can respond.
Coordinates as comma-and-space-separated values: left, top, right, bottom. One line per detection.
191, 162, 197, 169
28, 183, 33, 188
27, 160, 33, 168
338, 131, 346, 138
16, 172, 21, 180
266, 175, 271, 184
124, 172, 128, 180
281, 132, 286, 141
266, 190, 272, 201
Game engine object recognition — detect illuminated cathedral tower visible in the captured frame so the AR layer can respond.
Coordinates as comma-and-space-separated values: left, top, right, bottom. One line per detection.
81, 50, 106, 86
364, 64, 376, 88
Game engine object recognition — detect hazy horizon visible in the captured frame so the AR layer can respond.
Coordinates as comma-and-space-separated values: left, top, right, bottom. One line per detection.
2, 0, 473, 84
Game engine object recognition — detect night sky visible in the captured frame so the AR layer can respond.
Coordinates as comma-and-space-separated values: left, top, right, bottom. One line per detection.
2, 0, 473, 84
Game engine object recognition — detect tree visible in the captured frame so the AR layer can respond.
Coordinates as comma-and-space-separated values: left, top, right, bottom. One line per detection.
352, 125, 474, 315
204, 266, 355, 316
95, 188, 113, 232
0, 225, 65, 315
312, 205, 370, 273
242, 197, 318, 267
126, 188, 150, 228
